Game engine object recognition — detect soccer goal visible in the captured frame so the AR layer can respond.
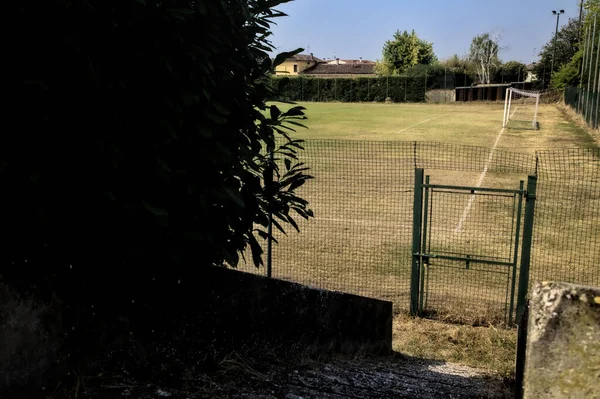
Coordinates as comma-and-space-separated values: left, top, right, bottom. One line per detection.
503, 88, 540, 130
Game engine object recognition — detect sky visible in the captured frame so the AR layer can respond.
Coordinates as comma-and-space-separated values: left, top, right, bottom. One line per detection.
268, 0, 583, 64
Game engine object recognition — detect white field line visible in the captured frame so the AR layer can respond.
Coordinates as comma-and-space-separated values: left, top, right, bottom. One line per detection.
453, 107, 519, 233
316, 216, 412, 228
396, 114, 447, 133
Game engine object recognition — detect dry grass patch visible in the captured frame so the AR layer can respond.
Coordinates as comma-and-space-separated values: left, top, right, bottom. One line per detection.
393, 313, 517, 379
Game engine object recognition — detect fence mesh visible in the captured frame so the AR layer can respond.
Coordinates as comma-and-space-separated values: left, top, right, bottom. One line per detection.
532, 148, 600, 287
421, 184, 524, 325
564, 15, 600, 130
239, 141, 600, 325
565, 87, 599, 130
273, 141, 415, 304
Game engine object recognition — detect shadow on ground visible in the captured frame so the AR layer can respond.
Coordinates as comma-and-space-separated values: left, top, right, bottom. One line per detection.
97, 352, 511, 399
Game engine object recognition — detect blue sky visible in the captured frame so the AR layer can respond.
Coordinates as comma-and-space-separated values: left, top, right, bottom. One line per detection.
268, 0, 582, 64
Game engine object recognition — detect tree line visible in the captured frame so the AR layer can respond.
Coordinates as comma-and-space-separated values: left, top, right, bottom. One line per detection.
539, 0, 599, 90
375, 28, 528, 86
375, 0, 599, 90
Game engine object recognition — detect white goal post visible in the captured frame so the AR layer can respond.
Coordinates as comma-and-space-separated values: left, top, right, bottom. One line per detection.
503, 88, 541, 130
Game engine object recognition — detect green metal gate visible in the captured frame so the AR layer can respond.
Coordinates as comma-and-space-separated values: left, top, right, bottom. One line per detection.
410, 169, 536, 326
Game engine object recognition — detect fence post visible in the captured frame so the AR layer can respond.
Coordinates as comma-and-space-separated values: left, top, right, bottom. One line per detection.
533, 92, 540, 129
580, 24, 591, 114
410, 168, 424, 315
404, 76, 407, 102
419, 175, 430, 313
595, 20, 600, 128
444, 67, 447, 90
592, 91, 600, 129
585, 17, 596, 122
266, 149, 275, 278
515, 301, 529, 399
386, 75, 389, 99
424, 70, 428, 102
317, 78, 320, 102
349, 79, 352, 102
508, 180, 525, 326
516, 175, 537, 322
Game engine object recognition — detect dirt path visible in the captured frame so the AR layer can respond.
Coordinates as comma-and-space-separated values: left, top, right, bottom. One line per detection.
102, 354, 511, 398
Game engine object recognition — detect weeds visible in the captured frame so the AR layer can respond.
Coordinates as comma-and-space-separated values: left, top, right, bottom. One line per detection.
392, 313, 517, 379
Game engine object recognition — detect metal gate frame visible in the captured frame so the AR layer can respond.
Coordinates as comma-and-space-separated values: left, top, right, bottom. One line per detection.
410, 169, 537, 325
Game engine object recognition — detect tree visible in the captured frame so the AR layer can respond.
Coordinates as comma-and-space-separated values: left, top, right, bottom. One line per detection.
3, 0, 313, 291
549, 0, 600, 89
551, 50, 584, 89
468, 32, 501, 84
376, 30, 437, 75
439, 54, 478, 81
497, 61, 528, 83
440, 54, 470, 71
533, 18, 581, 88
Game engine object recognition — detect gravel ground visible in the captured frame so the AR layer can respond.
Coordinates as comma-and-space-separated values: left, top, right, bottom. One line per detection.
97, 354, 511, 398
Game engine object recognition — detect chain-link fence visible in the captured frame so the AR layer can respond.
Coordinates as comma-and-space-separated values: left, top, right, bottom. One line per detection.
238, 140, 600, 325
564, 15, 600, 130
415, 176, 528, 325
533, 148, 600, 286
565, 87, 599, 129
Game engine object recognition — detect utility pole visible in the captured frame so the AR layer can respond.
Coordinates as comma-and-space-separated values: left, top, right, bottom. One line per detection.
550, 10, 565, 82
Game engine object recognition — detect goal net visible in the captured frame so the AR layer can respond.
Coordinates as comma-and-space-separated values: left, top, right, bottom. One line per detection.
503, 88, 540, 130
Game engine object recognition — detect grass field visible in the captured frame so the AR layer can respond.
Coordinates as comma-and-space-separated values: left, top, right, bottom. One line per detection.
268, 101, 597, 151
252, 101, 598, 313
242, 100, 599, 377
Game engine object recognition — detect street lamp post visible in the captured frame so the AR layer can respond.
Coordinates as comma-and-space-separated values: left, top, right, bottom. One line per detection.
550, 10, 565, 83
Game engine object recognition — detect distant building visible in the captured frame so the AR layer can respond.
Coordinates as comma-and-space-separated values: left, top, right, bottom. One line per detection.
274, 54, 323, 76
301, 58, 376, 78
325, 58, 376, 65
274, 54, 376, 78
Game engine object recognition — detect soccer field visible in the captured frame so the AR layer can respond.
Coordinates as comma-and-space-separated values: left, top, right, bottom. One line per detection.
270, 101, 596, 152
247, 101, 599, 325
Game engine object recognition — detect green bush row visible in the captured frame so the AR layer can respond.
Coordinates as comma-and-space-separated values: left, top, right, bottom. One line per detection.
272, 76, 426, 102
272, 72, 472, 103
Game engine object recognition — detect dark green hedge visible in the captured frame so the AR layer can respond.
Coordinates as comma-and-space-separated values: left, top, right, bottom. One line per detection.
273, 76, 427, 102
272, 72, 473, 103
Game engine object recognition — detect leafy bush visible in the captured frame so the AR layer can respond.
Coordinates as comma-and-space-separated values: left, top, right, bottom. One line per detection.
552, 50, 583, 89
273, 67, 473, 103
4, 2, 313, 287
2, 0, 317, 392
496, 61, 528, 83
274, 75, 431, 103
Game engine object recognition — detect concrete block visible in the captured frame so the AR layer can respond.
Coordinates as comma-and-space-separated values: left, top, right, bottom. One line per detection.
524, 281, 600, 399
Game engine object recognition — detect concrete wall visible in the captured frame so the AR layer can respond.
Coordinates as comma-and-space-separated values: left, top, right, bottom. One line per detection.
426, 89, 455, 103
1, 266, 392, 394
192, 267, 393, 355
523, 281, 600, 398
